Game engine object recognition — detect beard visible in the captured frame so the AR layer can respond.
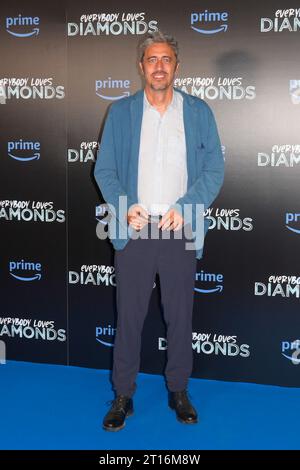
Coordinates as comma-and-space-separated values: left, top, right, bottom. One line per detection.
150, 82, 169, 91
149, 73, 172, 91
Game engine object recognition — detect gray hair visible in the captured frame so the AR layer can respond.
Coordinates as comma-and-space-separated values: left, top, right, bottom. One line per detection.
138, 30, 179, 63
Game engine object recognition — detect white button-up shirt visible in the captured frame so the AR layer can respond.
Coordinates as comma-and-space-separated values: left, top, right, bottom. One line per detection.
137, 89, 188, 216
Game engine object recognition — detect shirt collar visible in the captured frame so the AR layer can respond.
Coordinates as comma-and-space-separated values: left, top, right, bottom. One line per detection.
143, 88, 180, 111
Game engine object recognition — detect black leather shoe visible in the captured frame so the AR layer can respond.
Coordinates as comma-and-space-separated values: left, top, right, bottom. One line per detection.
103, 395, 134, 432
169, 390, 198, 424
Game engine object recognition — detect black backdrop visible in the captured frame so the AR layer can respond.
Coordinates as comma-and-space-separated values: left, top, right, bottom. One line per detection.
1, 0, 299, 387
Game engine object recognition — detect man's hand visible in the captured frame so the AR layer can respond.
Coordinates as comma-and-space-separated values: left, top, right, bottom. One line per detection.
158, 208, 184, 231
127, 204, 149, 231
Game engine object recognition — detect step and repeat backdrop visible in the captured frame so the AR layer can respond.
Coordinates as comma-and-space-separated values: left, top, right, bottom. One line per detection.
0, 0, 299, 387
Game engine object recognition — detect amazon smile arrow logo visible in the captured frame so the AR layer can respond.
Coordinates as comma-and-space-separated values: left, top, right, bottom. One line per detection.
96, 91, 130, 101
6, 27, 39, 37
286, 225, 300, 234
8, 152, 40, 161
282, 352, 300, 364
191, 24, 228, 34
10, 272, 41, 281
96, 338, 114, 347
194, 285, 223, 294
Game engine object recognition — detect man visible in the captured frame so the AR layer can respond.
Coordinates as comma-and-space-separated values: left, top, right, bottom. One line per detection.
94, 31, 224, 432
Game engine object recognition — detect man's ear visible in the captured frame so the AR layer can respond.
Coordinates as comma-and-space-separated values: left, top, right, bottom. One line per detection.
139, 61, 144, 76
175, 61, 180, 74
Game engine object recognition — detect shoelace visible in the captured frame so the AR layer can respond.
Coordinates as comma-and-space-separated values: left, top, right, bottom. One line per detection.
106, 396, 129, 414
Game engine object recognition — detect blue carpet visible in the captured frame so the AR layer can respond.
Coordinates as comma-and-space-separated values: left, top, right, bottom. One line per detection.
0, 360, 299, 450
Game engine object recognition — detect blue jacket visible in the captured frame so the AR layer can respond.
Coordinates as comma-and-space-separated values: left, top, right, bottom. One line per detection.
94, 87, 225, 260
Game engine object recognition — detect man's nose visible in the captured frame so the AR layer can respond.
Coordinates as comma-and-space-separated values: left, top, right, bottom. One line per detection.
154, 58, 165, 68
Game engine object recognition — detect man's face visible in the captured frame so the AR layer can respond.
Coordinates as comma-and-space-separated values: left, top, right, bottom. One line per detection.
139, 42, 179, 92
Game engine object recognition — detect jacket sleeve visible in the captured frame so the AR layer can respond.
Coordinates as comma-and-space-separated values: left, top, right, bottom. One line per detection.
173, 105, 224, 215
94, 106, 133, 231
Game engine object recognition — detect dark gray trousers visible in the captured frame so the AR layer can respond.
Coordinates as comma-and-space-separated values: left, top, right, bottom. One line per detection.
112, 220, 197, 397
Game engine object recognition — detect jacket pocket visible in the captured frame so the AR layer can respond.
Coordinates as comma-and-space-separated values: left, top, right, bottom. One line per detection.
195, 144, 206, 172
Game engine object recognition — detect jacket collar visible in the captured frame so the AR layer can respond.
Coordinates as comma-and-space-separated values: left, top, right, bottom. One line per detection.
130, 86, 195, 106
